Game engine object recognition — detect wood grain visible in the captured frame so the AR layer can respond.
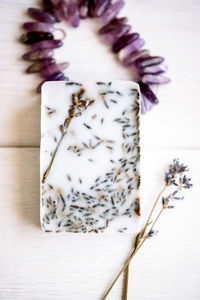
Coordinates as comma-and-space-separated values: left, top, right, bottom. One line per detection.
0, 0, 200, 299
0, 0, 200, 148
0, 147, 199, 300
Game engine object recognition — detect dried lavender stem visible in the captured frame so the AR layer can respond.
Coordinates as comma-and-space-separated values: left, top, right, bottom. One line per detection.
102, 186, 166, 300
143, 185, 166, 233
121, 265, 129, 300
121, 185, 166, 300
42, 118, 71, 183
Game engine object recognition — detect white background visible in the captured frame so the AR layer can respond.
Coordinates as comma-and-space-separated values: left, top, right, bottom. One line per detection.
0, 0, 200, 299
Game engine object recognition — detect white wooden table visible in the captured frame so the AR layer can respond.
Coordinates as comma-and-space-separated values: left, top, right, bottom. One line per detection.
0, 1, 200, 299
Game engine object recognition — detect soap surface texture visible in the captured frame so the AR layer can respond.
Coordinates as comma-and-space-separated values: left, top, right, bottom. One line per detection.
41, 81, 140, 233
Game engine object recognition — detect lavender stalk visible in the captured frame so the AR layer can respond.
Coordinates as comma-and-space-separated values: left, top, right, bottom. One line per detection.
102, 159, 192, 300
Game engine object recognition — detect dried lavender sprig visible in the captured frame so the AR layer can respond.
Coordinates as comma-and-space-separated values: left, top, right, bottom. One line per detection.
102, 159, 192, 300
42, 87, 95, 183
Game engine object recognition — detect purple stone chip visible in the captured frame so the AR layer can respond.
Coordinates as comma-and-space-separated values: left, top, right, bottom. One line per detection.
135, 56, 164, 69
68, 0, 80, 27
142, 74, 170, 85
101, 0, 125, 25
112, 33, 139, 53
27, 7, 57, 24
31, 39, 63, 51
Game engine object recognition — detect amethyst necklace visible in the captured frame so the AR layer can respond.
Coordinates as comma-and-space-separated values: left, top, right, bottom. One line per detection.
20, 0, 170, 114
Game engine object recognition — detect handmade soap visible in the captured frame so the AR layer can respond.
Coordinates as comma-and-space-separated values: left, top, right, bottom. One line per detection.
40, 81, 140, 233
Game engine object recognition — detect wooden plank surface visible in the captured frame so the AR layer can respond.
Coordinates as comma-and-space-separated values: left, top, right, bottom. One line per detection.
0, 147, 199, 300
0, 0, 200, 299
0, 0, 200, 148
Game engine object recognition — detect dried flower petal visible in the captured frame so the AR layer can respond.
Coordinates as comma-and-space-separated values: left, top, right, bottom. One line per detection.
148, 229, 158, 237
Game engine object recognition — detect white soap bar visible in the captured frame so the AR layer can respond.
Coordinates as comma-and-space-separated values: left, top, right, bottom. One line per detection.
41, 81, 140, 233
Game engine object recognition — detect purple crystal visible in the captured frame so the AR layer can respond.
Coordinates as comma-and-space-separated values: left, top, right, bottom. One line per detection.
139, 82, 159, 104
142, 74, 170, 85
23, 22, 54, 33
22, 49, 53, 61
135, 56, 164, 69
140, 64, 168, 75
31, 39, 63, 51
101, 0, 125, 25
52, 0, 68, 19
26, 58, 55, 73
37, 72, 68, 93
42, 0, 62, 22
102, 24, 131, 45
93, 0, 111, 17
20, 32, 54, 44
27, 8, 57, 24
99, 17, 129, 35
68, 0, 80, 27
40, 62, 69, 78
112, 33, 139, 53
119, 38, 145, 59
121, 49, 150, 67
140, 94, 154, 114
79, 0, 89, 19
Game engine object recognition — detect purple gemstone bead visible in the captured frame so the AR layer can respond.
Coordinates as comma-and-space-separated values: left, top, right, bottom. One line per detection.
37, 72, 69, 93
101, 0, 125, 25
68, 0, 80, 27
93, 0, 111, 17
40, 62, 69, 78
142, 74, 170, 85
42, 0, 62, 22
140, 64, 168, 75
99, 17, 128, 35
26, 58, 55, 73
140, 94, 154, 114
102, 25, 131, 45
22, 49, 53, 61
20, 32, 54, 44
51, 0, 68, 19
27, 8, 57, 24
112, 33, 139, 53
23, 22, 54, 33
31, 39, 63, 51
135, 56, 164, 69
79, 0, 89, 19
121, 49, 150, 67
139, 82, 159, 104
119, 38, 145, 59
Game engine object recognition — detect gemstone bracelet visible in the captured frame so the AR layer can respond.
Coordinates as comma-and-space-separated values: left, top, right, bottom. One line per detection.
20, 0, 170, 114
